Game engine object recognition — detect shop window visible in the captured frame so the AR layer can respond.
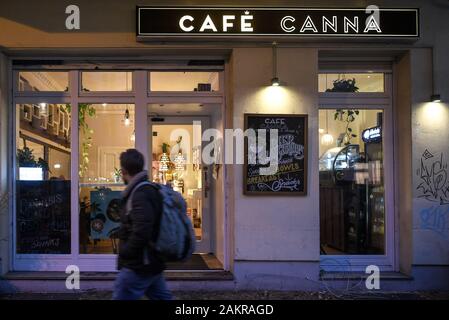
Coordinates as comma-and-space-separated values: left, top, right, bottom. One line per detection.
81, 71, 133, 92
318, 73, 384, 93
149, 72, 219, 92
319, 109, 385, 255
18, 71, 69, 92
78, 104, 135, 254
16, 104, 71, 254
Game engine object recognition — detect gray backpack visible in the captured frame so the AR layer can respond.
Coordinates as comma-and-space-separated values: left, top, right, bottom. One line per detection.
126, 181, 196, 262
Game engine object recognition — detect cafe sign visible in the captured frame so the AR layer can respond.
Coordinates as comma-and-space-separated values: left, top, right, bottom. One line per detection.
137, 7, 419, 39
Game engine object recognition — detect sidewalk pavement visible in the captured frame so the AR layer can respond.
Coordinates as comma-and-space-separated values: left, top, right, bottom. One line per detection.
1, 290, 449, 300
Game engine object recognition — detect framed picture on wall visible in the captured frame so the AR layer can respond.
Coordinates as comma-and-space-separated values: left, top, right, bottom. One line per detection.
243, 114, 308, 196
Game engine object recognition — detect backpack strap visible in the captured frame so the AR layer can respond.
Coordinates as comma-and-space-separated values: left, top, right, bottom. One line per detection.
125, 181, 152, 215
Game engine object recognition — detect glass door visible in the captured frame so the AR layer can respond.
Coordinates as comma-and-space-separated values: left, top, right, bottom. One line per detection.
149, 116, 211, 253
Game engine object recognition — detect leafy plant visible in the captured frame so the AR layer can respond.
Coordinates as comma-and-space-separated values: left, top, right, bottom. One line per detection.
64, 103, 96, 177
113, 167, 122, 182
17, 145, 50, 173
326, 78, 360, 146
161, 142, 170, 154
326, 78, 359, 92
334, 110, 359, 146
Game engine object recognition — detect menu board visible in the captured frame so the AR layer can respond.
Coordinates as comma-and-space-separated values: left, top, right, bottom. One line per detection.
16, 180, 71, 254
244, 114, 308, 195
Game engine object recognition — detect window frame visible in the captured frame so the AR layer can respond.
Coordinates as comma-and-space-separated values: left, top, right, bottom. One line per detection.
318, 71, 396, 272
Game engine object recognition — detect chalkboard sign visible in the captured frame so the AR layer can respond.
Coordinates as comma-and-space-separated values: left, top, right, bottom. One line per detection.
16, 180, 71, 254
244, 114, 308, 195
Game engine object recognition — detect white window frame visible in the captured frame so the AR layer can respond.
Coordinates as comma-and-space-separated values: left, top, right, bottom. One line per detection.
11, 65, 227, 272
318, 71, 396, 272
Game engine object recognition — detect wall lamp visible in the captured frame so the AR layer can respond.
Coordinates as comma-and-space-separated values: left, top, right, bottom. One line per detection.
431, 47, 442, 102
271, 41, 280, 86
431, 94, 441, 103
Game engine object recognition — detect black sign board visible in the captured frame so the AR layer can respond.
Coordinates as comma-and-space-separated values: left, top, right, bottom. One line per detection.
16, 180, 71, 254
137, 7, 419, 38
244, 114, 308, 195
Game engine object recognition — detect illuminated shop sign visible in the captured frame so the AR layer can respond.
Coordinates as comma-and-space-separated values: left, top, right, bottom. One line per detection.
137, 7, 419, 38
362, 126, 382, 143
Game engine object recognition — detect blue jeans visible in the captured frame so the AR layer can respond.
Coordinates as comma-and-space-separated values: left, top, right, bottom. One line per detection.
112, 268, 172, 300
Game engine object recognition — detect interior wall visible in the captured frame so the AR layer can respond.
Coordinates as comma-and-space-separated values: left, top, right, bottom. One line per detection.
231, 47, 319, 261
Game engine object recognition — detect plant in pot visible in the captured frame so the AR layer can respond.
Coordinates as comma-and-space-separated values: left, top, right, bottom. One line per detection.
17, 145, 50, 174
113, 167, 122, 183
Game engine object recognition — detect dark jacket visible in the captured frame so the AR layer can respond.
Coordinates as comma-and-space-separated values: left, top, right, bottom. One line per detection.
117, 171, 165, 274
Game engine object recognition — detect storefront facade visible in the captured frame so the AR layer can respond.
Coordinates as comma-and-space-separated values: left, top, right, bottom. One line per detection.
0, 1, 448, 292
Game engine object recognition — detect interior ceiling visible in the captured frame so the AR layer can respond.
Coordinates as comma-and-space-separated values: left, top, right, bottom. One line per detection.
148, 103, 220, 116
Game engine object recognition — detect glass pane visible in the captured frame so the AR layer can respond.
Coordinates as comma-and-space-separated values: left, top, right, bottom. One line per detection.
16, 104, 71, 254
81, 72, 133, 92
318, 73, 384, 92
151, 123, 203, 240
18, 71, 69, 92
319, 109, 385, 255
150, 72, 219, 92
79, 104, 135, 254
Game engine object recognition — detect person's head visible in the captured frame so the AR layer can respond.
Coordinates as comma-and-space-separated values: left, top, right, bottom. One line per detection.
120, 149, 145, 184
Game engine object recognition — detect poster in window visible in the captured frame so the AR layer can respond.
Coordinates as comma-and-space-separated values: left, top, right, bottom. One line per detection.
244, 114, 308, 195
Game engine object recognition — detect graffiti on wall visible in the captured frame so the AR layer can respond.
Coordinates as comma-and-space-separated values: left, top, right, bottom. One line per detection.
420, 205, 449, 239
416, 149, 449, 205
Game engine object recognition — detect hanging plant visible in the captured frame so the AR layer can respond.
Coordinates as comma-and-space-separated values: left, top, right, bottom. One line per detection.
327, 77, 360, 146
334, 109, 359, 146
63, 103, 96, 177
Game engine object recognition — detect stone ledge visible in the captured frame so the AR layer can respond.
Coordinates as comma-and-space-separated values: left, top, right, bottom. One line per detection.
2, 271, 234, 281
320, 272, 413, 281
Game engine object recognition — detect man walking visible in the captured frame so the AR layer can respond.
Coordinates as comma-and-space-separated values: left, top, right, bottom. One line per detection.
113, 148, 172, 300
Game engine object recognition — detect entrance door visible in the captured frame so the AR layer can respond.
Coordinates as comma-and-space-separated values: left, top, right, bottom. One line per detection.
149, 115, 211, 253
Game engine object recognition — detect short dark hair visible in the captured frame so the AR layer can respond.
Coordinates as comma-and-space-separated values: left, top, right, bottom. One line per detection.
120, 149, 144, 176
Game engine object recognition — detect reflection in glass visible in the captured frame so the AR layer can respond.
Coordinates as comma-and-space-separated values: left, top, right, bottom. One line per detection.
18, 72, 69, 92
16, 104, 71, 254
151, 124, 203, 240
150, 72, 219, 92
319, 109, 385, 255
318, 73, 384, 92
78, 104, 135, 254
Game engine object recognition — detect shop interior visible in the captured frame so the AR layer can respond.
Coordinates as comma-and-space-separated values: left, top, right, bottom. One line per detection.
318, 108, 385, 255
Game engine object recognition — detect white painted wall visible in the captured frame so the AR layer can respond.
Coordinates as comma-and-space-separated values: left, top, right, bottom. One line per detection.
231, 48, 319, 261
410, 49, 449, 265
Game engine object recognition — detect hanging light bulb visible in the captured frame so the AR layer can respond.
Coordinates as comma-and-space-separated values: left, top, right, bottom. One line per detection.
321, 133, 334, 145
124, 108, 130, 127
130, 130, 135, 142
321, 110, 334, 146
